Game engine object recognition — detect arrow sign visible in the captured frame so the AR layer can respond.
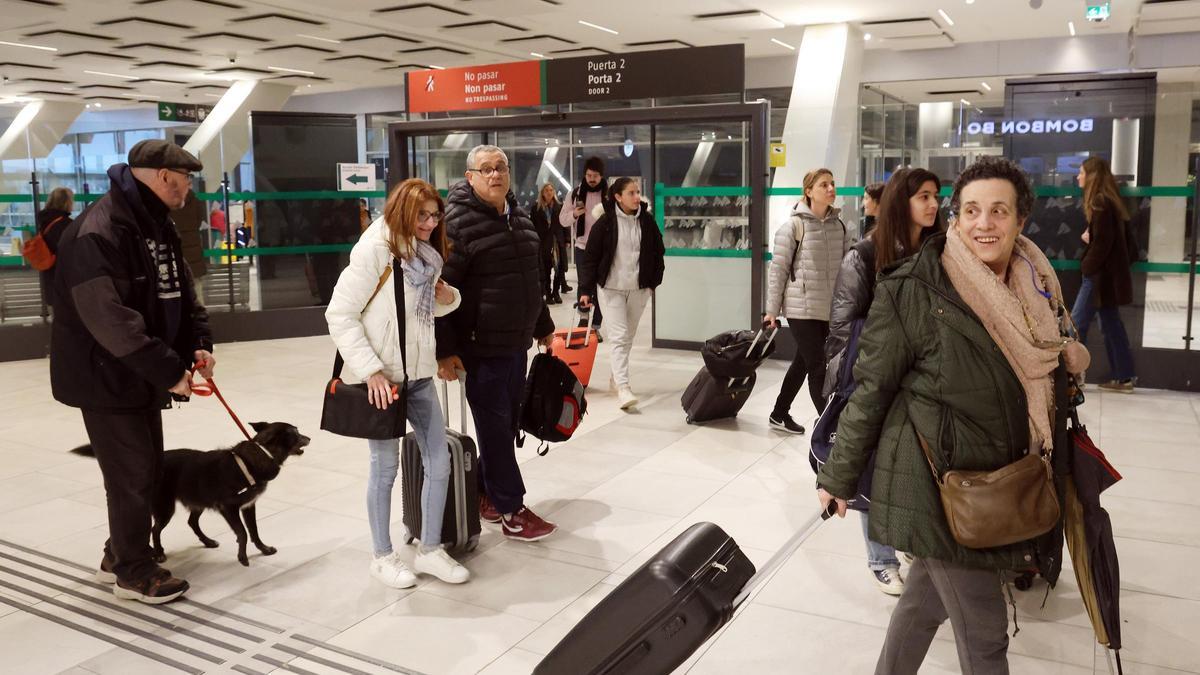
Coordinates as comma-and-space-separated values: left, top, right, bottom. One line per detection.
337, 163, 377, 192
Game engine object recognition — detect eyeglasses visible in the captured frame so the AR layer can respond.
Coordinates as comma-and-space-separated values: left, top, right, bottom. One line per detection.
417, 210, 443, 223
165, 168, 194, 181
467, 164, 510, 178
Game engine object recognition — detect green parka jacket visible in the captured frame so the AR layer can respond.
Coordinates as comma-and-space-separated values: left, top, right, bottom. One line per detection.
817, 234, 1068, 578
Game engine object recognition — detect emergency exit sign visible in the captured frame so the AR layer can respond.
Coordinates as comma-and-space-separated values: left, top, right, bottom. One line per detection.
1085, 3, 1110, 21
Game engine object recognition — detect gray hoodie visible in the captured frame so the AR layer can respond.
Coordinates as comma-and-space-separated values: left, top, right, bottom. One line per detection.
765, 201, 849, 321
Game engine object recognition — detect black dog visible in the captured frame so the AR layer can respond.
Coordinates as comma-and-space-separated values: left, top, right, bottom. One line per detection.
72, 422, 310, 566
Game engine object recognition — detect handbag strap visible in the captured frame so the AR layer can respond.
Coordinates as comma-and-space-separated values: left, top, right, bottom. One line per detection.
914, 430, 944, 485
330, 260, 406, 384
41, 215, 66, 237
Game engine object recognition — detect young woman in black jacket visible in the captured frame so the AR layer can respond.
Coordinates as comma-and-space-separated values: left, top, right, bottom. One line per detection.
578, 177, 665, 410
823, 167, 943, 597
530, 183, 565, 305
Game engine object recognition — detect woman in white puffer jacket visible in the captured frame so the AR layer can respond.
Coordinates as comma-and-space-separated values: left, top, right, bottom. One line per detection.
326, 178, 468, 589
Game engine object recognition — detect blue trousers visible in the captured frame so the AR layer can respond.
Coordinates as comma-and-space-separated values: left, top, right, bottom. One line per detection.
1071, 276, 1135, 381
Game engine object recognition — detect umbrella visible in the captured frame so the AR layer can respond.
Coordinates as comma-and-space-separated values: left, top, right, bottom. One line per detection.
1064, 409, 1124, 673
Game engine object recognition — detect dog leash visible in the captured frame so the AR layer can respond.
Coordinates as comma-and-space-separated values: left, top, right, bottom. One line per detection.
188, 362, 274, 473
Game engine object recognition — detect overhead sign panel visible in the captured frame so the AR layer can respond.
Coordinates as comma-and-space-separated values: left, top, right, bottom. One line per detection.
406, 61, 542, 114
158, 102, 214, 123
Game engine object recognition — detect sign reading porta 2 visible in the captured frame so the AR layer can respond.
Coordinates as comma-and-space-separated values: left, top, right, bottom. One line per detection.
543, 44, 744, 105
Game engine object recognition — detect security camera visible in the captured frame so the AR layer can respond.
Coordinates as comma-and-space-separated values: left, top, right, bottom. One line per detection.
1029, 0, 1042, 7
228, 54, 237, 64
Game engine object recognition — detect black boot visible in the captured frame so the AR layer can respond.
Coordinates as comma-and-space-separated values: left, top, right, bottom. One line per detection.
550, 292, 562, 305
560, 283, 573, 293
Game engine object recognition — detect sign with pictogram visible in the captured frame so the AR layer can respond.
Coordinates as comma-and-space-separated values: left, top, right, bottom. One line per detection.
337, 163, 377, 192
406, 61, 543, 114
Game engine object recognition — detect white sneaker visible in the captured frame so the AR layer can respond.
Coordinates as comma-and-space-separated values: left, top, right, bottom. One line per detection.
898, 551, 915, 566
369, 552, 416, 589
414, 547, 470, 584
617, 387, 638, 410
872, 567, 905, 596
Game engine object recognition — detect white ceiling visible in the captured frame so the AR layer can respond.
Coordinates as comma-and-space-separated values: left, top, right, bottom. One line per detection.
0, 0, 1189, 111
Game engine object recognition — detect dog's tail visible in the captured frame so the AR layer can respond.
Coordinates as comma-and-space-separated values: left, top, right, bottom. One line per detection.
70, 445, 96, 458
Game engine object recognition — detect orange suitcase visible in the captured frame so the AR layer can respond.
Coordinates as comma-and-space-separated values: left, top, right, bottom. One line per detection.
550, 307, 598, 388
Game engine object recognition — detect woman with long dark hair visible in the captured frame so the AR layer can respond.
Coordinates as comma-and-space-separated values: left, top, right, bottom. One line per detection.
1072, 156, 1135, 392
824, 168, 943, 596
326, 178, 470, 588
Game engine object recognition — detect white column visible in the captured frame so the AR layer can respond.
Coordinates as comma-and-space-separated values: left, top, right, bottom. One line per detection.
769, 23, 864, 236
1148, 84, 1193, 264
184, 80, 295, 188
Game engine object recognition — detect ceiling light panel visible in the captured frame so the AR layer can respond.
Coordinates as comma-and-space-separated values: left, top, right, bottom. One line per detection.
860, 18, 942, 39
442, 20, 528, 41
341, 34, 422, 50
693, 10, 785, 31
879, 33, 955, 50
373, 4, 470, 29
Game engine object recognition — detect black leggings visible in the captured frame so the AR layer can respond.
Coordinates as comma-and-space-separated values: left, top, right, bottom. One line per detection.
773, 319, 829, 417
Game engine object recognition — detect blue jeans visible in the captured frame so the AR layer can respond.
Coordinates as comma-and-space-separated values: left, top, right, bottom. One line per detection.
463, 350, 528, 515
1071, 276, 1136, 381
861, 511, 899, 571
367, 378, 450, 554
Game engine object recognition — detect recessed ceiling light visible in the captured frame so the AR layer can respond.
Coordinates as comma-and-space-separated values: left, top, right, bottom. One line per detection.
94, 103, 102, 107
204, 93, 222, 98
938, 9, 955, 26
530, 52, 545, 58
296, 33, 341, 44
863, 32, 872, 41
1068, 21, 1076, 36
770, 38, 795, 50
267, 65, 315, 75
428, 65, 445, 70
0, 40, 57, 52
61, 86, 75, 91
965, 0, 975, 4
980, 81, 992, 91
960, 98, 971, 105
121, 93, 159, 99
578, 20, 618, 35
84, 70, 138, 80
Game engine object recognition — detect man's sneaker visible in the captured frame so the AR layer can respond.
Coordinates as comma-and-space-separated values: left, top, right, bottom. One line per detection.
414, 547, 470, 584
769, 413, 805, 435
113, 569, 189, 605
96, 553, 116, 584
502, 507, 558, 542
369, 552, 417, 589
872, 568, 905, 596
1098, 379, 1135, 394
618, 387, 638, 411
479, 494, 502, 524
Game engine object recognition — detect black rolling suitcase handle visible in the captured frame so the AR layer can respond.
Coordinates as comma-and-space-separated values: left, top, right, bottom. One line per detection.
729, 322, 780, 389
440, 374, 470, 434
732, 502, 837, 608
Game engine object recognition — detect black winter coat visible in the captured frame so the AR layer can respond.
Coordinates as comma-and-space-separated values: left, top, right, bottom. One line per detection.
1080, 202, 1133, 307
436, 181, 554, 359
530, 201, 563, 259
36, 208, 72, 307
578, 202, 666, 297
51, 165, 212, 412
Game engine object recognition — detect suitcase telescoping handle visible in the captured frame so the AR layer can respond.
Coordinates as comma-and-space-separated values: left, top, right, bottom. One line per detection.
566, 304, 596, 348
730, 322, 780, 388
731, 502, 837, 609
439, 374, 469, 433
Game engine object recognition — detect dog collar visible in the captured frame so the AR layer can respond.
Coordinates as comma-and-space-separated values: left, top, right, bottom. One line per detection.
253, 441, 274, 460
233, 453, 256, 491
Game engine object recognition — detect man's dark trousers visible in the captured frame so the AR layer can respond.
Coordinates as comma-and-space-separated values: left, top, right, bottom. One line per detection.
82, 409, 165, 583
462, 350, 528, 515
573, 246, 603, 328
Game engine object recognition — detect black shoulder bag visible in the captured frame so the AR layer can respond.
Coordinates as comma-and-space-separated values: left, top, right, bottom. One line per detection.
320, 259, 409, 440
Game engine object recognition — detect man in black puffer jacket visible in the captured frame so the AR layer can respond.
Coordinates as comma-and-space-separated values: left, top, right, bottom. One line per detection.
436, 144, 558, 542
52, 140, 213, 605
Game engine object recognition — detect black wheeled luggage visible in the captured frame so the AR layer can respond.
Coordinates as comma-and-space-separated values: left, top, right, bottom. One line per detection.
534, 507, 836, 675
401, 380, 481, 553
681, 370, 756, 424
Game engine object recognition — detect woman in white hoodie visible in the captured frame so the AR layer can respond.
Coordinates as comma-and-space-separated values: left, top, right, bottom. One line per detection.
326, 178, 468, 589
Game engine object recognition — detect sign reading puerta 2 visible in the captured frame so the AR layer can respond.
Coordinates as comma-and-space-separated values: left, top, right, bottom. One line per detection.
405, 44, 745, 114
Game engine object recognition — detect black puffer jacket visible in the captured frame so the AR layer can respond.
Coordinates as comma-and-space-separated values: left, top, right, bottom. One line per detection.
51, 164, 211, 412
822, 237, 877, 398
36, 208, 72, 307
578, 201, 665, 297
436, 181, 553, 359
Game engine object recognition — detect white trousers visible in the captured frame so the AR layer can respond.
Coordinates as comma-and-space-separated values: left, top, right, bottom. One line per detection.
596, 287, 651, 389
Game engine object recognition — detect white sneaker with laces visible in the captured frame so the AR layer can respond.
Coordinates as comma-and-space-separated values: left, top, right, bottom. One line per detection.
872, 567, 905, 596
369, 552, 417, 589
617, 387, 638, 410
414, 547, 470, 584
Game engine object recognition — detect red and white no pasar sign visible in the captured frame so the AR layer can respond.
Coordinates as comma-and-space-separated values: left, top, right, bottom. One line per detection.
406, 61, 543, 114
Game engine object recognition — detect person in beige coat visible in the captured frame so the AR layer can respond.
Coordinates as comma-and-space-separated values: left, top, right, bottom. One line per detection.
764, 168, 849, 434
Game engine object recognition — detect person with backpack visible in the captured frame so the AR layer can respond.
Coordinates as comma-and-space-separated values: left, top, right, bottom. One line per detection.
561, 156, 610, 336
1072, 156, 1136, 393
822, 168, 943, 596
326, 178, 470, 588
32, 187, 74, 308
578, 177, 666, 410
764, 168, 849, 434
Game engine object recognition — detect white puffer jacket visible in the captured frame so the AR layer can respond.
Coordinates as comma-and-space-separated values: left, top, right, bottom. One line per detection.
765, 201, 848, 322
325, 218, 461, 383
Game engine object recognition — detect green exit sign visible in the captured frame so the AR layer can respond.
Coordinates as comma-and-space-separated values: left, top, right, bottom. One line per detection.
1085, 3, 1110, 21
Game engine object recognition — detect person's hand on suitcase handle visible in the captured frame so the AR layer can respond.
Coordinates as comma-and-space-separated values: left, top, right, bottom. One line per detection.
817, 487, 848, 518
762, 312, 779, 329
438, 356, 466, 381
578, 294, 592, 309
366, 372, 400, 411
537, 332, 553, 348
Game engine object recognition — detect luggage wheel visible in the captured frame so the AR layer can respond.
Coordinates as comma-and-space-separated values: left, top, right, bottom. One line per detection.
1014, 571, 1035, 591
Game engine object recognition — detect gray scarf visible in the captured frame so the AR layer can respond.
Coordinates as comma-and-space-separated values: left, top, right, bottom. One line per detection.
400, 239, 444, 346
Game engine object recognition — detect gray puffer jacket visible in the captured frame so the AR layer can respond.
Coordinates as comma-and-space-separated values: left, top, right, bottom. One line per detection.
765, 201, 849, 321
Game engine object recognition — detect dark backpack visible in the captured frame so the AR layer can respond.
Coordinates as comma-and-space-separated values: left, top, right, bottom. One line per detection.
810, 318, 874, 511
518, 352, 588, 456
700, 327, 777, 380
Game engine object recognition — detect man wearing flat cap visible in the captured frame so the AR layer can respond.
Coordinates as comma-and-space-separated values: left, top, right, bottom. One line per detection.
51, 139, 214, 604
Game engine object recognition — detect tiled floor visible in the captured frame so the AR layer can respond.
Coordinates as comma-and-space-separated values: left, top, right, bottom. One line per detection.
1, 304, 1198, 674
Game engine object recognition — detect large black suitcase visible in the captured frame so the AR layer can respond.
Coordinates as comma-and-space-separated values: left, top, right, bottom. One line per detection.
534, 507, 835, 675
401, 380, 481, 553
681, 370, 756, 424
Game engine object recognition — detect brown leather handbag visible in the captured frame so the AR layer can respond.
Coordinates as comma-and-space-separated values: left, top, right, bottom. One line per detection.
916, 430, 1060, 549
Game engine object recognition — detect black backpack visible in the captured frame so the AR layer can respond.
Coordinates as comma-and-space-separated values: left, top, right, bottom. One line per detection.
701, 327, 777, 380
518, 352, 588, 456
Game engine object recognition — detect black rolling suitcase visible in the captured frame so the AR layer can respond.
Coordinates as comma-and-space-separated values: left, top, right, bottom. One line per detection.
681, 325, 777, 424
534, 505, 836, 675
401, 380, 481, 553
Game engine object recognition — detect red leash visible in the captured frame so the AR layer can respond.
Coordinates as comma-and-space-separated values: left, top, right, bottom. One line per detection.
189, 361, 253, 442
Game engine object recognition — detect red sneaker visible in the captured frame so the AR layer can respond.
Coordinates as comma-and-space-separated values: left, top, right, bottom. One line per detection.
502, 507, 558, 542
479, 493, 502, 524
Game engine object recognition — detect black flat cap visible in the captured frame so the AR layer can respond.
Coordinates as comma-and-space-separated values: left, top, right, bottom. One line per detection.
128, 139, 203, 172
